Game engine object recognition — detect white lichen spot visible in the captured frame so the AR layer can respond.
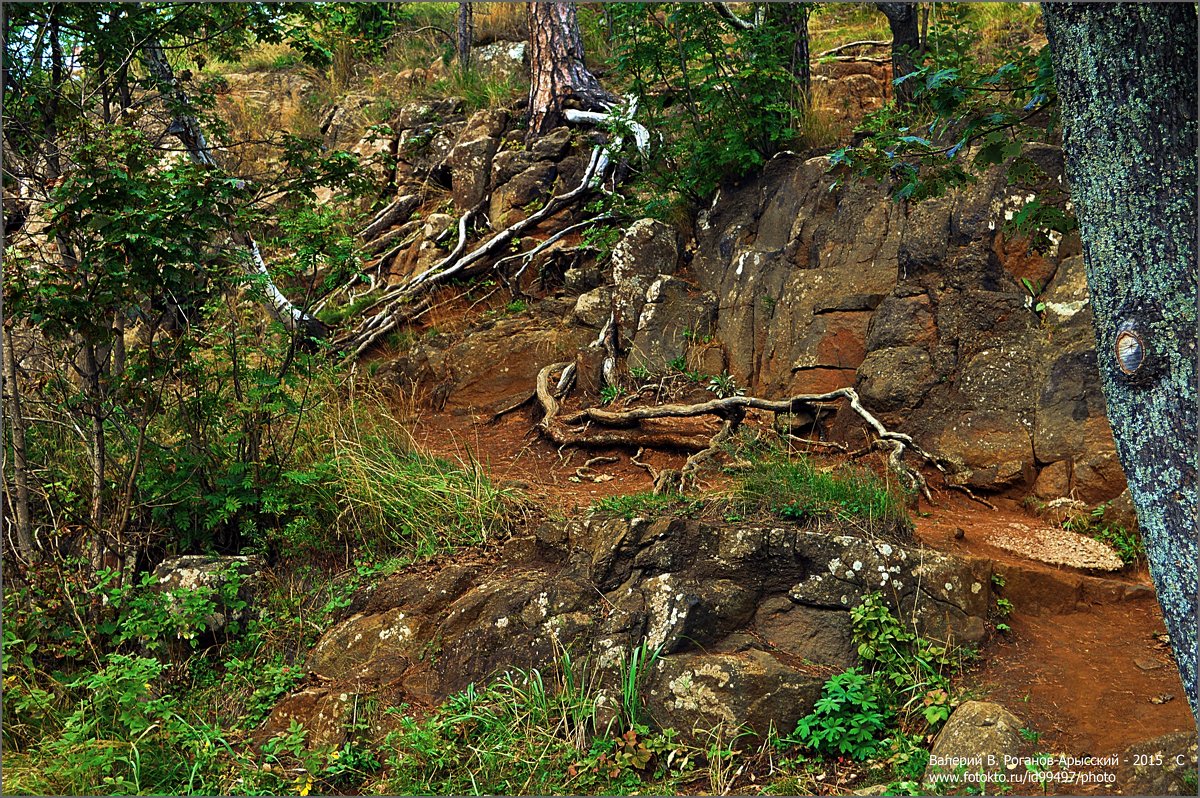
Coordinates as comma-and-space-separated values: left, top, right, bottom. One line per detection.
944, 582, 954, 591
852, 560, 863, 571
495, 617, 509, 629
879, 544, 893, 556
828, 557, 843, 575
971, 582, 982, 594
841, 594, 849, 605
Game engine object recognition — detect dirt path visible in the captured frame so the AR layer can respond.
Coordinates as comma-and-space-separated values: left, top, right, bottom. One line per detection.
410, 403, 1196, 775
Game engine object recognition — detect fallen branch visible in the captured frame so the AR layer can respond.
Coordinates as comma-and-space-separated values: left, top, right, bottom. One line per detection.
816, 40, 890, 58
945, 482, 998, 511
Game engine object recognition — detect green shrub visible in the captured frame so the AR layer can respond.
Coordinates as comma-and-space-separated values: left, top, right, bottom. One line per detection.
850, 592, 966, 728
791, 668, 889, 760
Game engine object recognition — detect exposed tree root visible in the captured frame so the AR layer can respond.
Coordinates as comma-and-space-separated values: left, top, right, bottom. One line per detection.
945, 483, 998, 511
534, 361, 939, 499
337, 148, 606, 357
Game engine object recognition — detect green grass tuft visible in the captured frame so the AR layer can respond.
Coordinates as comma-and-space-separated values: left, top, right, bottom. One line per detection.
736, 451, 913, 539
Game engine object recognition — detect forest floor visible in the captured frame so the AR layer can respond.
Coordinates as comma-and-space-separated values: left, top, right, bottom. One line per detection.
405, 380, 1194, 790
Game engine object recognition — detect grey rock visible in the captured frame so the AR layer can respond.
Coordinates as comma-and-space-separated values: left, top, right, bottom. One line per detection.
856, 346, 937, 411
531, 126, 573, 160
449, 133, 500, 210
574, 286, 612, 328
924, 701, 1028, 785
1118, 731, 1198, 795
489, 162, 556, 227
629, 276, 717, 373
473, 41, 528, 83
611, 220, 679, 349
152, 555, 262, 633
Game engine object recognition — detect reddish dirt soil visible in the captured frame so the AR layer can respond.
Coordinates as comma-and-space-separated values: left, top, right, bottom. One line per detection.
407, 398, 1196, 781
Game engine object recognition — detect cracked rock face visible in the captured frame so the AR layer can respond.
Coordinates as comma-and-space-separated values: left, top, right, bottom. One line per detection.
267, 517, 992, 747
689, 145, 1122, 504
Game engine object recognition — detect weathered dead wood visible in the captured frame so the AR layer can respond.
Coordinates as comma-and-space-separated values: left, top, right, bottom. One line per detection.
815, 39, 890, 58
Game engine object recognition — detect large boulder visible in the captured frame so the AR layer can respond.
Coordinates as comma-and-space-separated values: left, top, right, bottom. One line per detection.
473, 40, 528, 83
689, 146, 1124, 503
629, 276, 718, 373
923, 701, 1029, 787
489, 162, 556, 227
152, 555, 263, 635
448, 134, 498, 209
645, 648, 825, 736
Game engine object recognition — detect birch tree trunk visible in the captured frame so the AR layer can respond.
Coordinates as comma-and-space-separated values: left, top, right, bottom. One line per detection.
141, 40, 327, 340
2, 326, 35, 561
526, 1, 612, 138
1043, 2, 1198, 718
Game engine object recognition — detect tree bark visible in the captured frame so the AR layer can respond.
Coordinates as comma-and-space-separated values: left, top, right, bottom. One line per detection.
1043, 3, 1198, 718
141, 40, 328, 341
780, 3, 812, 110
456, 2, 473, 71
878, 2, 920, 105
526, 1, 612, 138
2, 326, 35, 561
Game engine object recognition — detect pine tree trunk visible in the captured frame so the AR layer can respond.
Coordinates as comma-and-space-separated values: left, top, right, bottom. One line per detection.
1043, 3, 1198, 718
879, 2, 920, 105
526, 0, 612, 138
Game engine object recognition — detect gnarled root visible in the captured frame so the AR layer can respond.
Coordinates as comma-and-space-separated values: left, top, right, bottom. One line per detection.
534, 361, 936, 500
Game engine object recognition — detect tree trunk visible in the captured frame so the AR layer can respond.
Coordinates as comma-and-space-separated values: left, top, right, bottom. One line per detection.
1043, 3, 1198, 718
779, 3, 811, 110
141, 40, 328, 341
456, 2, 473, 72
526, 0, 612, 138
879, 2, 920, 105
2, 326, 35, 562
80, 342, 107, 572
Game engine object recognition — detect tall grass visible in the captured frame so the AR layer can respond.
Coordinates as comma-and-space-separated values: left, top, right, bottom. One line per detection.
287, 379, 525, 559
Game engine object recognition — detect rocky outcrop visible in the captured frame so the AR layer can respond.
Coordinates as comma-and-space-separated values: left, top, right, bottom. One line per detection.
265, 516, 993, 749
1117, 731, 1199, 795
152, 555, 263, 634
690, 145, 1122, 504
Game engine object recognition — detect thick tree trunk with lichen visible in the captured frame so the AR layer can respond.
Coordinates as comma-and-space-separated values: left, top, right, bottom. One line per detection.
1043, 3, 1198, 718
526, 1, 612, 138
